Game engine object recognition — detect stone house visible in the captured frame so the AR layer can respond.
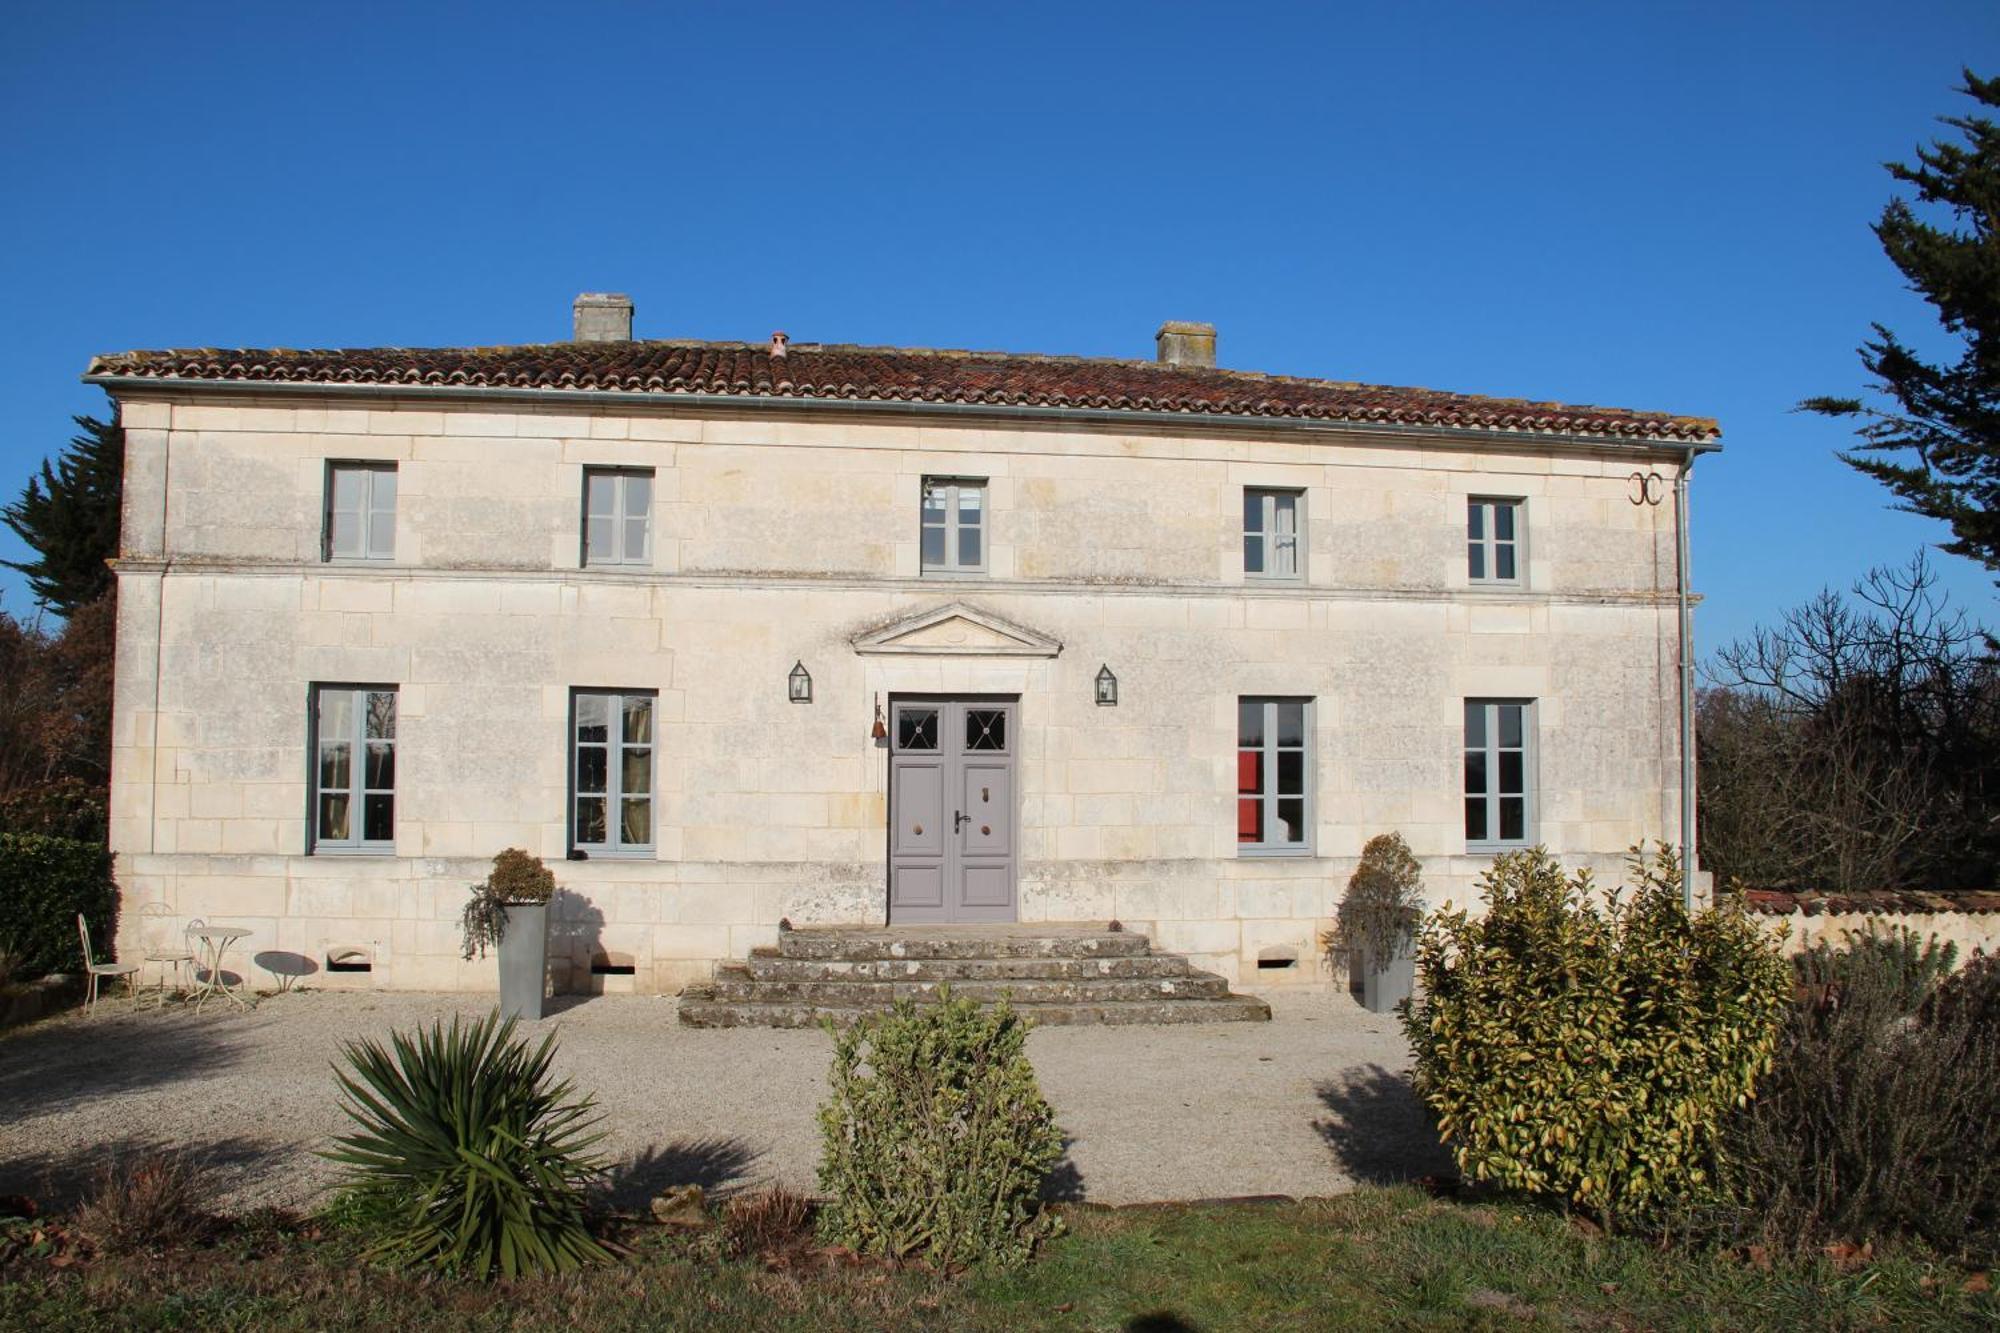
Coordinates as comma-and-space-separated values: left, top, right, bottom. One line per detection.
88, 295, 1717, 995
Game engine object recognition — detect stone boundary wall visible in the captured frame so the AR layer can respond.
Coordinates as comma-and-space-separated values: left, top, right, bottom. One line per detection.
1742, 888, 2000, 962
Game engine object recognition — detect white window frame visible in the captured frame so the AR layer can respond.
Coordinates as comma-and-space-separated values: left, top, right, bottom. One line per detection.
323, 462, 397, 562
1243, 487, 1304, 582
1467, 497, 1524, 587
582, 467, 654, 568
570, 688, 656, 857
1464, 697, 1535, 851
920, 477, 987, 576
310, 684, 397, 854
1237, 696, 1315, 857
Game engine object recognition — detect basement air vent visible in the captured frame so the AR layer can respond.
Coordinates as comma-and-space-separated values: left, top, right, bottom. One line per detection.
326, 947, 373, 974
1256, 947, 1300, 971
591, 954, 637, 977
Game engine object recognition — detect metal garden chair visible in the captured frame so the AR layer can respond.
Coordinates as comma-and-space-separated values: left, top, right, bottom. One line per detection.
77, 913, 141, 1014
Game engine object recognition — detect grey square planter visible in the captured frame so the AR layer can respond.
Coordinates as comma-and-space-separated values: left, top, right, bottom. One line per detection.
1359, 944, 1415, 1014
498, 902, 549, 1021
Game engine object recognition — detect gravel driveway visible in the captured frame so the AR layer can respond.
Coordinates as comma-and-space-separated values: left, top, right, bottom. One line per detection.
0, 989, 1445, 1212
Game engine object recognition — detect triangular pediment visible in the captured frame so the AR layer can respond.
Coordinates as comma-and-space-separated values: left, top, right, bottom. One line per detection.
851, 602, 1063, 658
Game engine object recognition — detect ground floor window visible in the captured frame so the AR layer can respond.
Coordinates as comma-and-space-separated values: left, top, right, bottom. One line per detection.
572, 689, 655, 855
311, 685, 396, 852
1238, 697, 1312, 855
1464, 698, 1533, 848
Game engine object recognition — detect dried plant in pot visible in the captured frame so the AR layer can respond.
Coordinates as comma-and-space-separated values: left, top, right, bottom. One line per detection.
461, 849, 557, 1021
1328, 832, 1426, 1013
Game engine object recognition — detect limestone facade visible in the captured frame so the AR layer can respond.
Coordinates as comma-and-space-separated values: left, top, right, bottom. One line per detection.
102, 380, 1705, 994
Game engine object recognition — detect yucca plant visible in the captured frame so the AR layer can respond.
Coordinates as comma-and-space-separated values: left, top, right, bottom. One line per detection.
324, 1010, 611, 1278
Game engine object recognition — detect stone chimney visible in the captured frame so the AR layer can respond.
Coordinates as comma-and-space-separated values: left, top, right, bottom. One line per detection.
1155, 321, 1216, 368
573, 293, 634, 342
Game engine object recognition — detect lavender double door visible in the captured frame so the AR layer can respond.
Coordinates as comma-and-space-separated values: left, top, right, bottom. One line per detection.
888, 698, 1018, 923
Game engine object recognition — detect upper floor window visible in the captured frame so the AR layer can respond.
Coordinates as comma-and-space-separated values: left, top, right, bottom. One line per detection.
921, 477, 986, 575
324, 462, 396, 562
1467, 497, 1522, 585
1243, 488, 1302, 581
312, 685, 396, 853
1464, 698, 1533, 849
572, 689, 654, 855
1238, 697, 1312, 855
584, 467, 653, 567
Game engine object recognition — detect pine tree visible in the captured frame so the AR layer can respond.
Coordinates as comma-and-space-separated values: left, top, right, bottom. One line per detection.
2, 413, 124, 615
1802, 70, 2000, 579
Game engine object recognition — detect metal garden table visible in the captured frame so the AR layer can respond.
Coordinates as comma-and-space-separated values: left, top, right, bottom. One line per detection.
188, 924, 254, 1012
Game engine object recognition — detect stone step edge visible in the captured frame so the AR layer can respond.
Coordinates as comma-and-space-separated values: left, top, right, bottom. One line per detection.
704, 977, 1233, 1003
768, 932, 1152, 961
733, 956, 1195, 981
676, 994, 1273, 1028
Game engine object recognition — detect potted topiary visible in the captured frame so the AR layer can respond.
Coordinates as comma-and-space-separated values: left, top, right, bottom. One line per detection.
1328, 832, 1426, 1013
461, 849, 557, 1021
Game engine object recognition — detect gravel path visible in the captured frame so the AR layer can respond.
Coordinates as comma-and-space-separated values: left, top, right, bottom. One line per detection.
0, 989, 1445, 1212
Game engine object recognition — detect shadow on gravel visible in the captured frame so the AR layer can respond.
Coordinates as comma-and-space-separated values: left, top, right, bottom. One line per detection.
600, 1135, 761, 1208
1313, 1063, 1454, 1185
0, 1133, 295, 1212
1041, 1143, 1087, 1203
0, 1008, 244, 1130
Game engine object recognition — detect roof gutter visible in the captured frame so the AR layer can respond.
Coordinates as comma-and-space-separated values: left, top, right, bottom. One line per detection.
81, 372, 1724, 458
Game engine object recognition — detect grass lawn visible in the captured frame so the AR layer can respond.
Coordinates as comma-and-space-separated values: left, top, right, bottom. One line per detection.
2, 1186, 1992, 1331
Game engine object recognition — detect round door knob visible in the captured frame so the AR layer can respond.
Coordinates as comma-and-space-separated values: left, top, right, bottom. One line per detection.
981, 824, 991, 835
913, 824, 923, 835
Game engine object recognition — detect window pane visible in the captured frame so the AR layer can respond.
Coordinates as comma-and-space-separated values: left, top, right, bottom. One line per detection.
622, 516, 648, 562
1495, 503, 1515, 541
367, 508, 395, 558
1498, 704, 1523, 748
330, 510, 361, 558
622, 747, 651, 795
1496, 544, 1516, 581
1272, 493, 1296, 534
1243, 491, 1264, 534
1276, 798, 1306, 844
587, 472, 617, 518
365, 741, 394, 790
1237, 796, 1263, 843
921, 525, 947, 567
1499, 797, 1526, 842
1468, 502, 1484, 540
957, 525, 981, 567
1273, 534, 1297, 576
620, 798, 651, 846
371, 468, 397, 506
332, 467, 365, 513
1464, 701, 1486, 748
576, 694, 609, 743
1277, 749, 1304, 795
1243, 534, 1264, 574
365, 692, 395, 739
624, 473, 651, 513
1276, 702, 1306, 746
575, 796, 607, 844
1237, 700, 1264, 747
320, 690, 354, 744
319, 741, 351, 794
1464, 751, 1488, 797
1499, 750, 1524, 796
1464, 798, 1487, 842
922, 485, 948, 519
622, 696, 652, 744
576, 747, 608, 794
958, 486, 982, 523
363, 793, 393, 843
965, 709, 1005, 751
1468, 543, 1485, 580
897, 708, 938, 751
319, 793, 351, 842
586, 513, 614, 562
1237, 749, 1264, 796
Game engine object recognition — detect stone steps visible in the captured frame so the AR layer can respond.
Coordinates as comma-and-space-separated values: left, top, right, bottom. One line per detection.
678, 924, 1271, 1028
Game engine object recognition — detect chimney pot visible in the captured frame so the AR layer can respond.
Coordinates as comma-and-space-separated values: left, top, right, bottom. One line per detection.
770, 331, 790, 358
1155, 320, 1216, 368
573, 292, 634, 343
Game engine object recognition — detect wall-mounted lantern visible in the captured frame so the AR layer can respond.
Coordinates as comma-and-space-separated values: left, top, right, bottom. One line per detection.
1095, 664, 1118, 707
788, 661, 813, 704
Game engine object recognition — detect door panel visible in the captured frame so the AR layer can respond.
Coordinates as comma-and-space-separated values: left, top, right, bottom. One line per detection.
889, 698, 1017, 923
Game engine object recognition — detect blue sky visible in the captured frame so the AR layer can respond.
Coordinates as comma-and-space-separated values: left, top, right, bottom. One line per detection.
2, 1, 1995, 649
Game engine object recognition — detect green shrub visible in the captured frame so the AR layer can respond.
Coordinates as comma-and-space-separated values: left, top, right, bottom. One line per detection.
1706, 932, 2000, 1262
816, 991, 1065, 1270
1401, 845, 1791, 1231
0, 779, 107, 842
325, 1010, 610, 1279
1328, 831, 1426, 962
0, 832, 116, 978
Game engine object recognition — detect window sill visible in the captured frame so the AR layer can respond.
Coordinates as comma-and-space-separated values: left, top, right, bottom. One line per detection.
1463, 842, 1533, 856
919, 568, 988, 579
309, 847, 399, 858
1237, 845, 1316, 859
569, 848, 658, 861
321, 557, 397, 568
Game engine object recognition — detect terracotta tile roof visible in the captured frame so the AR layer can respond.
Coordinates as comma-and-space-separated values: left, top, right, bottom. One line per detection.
86, 340, 1719, 444
1740, 887, 2000, 916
